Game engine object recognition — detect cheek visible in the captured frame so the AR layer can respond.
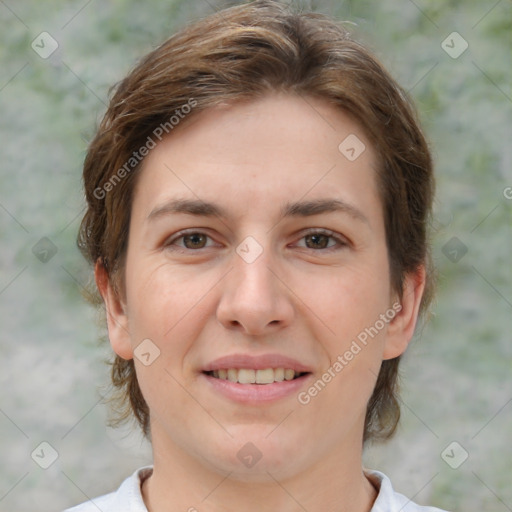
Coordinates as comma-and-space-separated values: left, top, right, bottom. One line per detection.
315, 266, 392, 345
125, 261, 196, 337
300, 325, 386, 436
124, 261, 220, 381
133, 357, 206, 447
315, 358, 381, 434
313, 265, 392, 420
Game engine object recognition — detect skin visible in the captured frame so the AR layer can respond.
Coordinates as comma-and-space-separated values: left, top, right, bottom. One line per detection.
96, 91, 425, 512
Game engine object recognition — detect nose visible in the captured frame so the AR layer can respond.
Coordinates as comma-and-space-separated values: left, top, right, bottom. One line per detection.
216, 240, 294, 336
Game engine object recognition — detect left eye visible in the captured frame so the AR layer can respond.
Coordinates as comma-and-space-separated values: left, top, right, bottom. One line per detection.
295, 230, 347, 251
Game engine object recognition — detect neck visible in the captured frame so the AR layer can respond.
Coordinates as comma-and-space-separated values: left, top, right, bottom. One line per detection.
142, 429, 377, 512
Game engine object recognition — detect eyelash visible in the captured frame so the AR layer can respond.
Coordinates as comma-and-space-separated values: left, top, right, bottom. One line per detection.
163, 228, 348, 254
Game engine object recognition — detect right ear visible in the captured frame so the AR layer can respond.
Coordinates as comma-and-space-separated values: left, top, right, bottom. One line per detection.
94, 260, 133, 360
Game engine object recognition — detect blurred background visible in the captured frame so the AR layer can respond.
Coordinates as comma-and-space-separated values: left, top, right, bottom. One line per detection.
0, 1, 510, 511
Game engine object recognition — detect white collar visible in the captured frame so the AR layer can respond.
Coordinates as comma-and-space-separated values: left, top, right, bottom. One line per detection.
65, 465, 449, 512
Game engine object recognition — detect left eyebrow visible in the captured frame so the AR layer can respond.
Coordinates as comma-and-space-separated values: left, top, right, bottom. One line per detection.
280, 198, 369, 225
146, 197, 370, 226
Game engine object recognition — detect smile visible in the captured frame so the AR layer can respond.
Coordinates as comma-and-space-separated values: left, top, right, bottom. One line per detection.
205, 368, 307, 384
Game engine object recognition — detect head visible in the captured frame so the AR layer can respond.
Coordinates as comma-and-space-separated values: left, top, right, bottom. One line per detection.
78, 0, 434, 473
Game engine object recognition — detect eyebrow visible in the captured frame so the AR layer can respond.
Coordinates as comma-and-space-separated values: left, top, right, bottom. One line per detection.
147, 197, 369, 225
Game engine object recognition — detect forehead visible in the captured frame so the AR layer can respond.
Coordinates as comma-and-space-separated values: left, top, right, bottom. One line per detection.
131, 92, 382, 228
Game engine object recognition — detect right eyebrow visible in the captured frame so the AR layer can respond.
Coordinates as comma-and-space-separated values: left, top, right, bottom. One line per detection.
147, 198, 229, 222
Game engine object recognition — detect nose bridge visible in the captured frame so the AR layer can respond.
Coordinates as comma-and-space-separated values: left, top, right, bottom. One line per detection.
232, 235, 279, 306
216, 234, 293, 334
236, 248, 274, 297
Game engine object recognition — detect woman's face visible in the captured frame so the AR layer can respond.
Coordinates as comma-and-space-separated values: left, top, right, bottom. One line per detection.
101, 92, 423, 481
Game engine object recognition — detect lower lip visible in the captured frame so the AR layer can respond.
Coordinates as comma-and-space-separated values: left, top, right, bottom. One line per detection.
201, 372, 312, 404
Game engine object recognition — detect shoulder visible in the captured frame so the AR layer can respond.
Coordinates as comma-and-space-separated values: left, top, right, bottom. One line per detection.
365, 469, 451, 512
62, 466, 153, 512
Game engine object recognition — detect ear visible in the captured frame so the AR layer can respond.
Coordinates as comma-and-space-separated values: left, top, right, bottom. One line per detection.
382, 265, 426, 360
95, 260, 133, 360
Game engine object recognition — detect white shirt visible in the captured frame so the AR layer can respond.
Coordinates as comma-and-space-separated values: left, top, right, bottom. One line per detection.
63, 466, 449, 512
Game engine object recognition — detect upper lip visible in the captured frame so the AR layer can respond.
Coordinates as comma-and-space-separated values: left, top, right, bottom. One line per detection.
203, 354, 313, 373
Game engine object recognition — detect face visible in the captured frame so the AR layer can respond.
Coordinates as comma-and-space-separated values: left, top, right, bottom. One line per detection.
99, 92, 424, 482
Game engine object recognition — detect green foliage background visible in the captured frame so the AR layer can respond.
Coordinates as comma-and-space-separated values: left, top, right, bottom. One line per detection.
0, 1, 510, 511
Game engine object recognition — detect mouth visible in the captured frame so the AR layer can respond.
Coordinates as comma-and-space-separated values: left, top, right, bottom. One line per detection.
201, 354, 313, 403
204, 368, 310, 384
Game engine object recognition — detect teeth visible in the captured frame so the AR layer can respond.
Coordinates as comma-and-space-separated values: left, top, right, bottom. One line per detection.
284, 368, 295, 381
274, 368, 285, 382
210, 368, 301, 384
256, 368, 274, 384
238, 369, 256, 384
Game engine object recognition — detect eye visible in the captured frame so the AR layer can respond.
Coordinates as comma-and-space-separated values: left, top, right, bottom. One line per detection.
295, 229, 348, 251
164, 230, 216, 252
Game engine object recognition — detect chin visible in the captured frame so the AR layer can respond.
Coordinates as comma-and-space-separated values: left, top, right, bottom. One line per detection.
200, 429, 307, 482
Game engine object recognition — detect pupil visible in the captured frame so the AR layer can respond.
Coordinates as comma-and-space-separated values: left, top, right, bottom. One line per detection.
185, 233, 205, 248
308, 234, 328, 249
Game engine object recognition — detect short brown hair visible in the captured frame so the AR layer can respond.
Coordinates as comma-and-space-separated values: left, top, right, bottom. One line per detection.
78, 0, 435, 443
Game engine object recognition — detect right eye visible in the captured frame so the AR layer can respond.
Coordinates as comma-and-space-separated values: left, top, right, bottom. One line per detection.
163, 230, 218, 252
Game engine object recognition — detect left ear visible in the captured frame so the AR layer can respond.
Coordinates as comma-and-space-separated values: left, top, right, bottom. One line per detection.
383, 265, 426, 360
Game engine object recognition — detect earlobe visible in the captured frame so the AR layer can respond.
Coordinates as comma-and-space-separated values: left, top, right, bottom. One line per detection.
94, 260, 134, 360
382, 265, 426, 360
